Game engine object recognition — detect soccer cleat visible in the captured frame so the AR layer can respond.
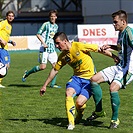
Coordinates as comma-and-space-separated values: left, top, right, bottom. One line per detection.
75, 113, 83, 124
22, 70, 28, 82
86, 110, 106, 121
0, 84, 5, 88
75, 104, 86, 124
67, 123, 75, 130
50, 84, 61, 88
109, 119, 120, 129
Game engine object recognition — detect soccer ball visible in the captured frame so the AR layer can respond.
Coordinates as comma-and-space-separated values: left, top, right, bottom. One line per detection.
0, 62, 7, 78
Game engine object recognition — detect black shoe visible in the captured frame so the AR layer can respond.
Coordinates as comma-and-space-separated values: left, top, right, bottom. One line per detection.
86, 110, 106, 121
75, 114, 83, 124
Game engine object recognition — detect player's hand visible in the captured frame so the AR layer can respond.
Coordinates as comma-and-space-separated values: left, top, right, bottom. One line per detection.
8, 40, 16, 46
12, 41, 16, 46
114, 57, 120, 65
102, 44, 111, 50
40, 87, 46, 96
43, 44, 48, 48
112, 54, 120, 65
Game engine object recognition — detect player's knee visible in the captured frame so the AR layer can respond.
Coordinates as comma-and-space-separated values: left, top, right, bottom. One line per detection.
91, 72, 103, 83
6, 64, 10, 69
40, 65, 46, 70
76, 100, 84, 108
40, 67, 45, 70
76, 101, 83, 108
110, 82, 120, 92
66, 88, 75, 97
91, 76, 98, 83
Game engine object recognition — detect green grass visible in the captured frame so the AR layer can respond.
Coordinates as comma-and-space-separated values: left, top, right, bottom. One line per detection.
0, 51, 132, 133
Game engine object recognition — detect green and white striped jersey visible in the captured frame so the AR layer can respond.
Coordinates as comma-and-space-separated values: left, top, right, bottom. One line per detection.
37, 21, 58, 53
117, 26, 133, 73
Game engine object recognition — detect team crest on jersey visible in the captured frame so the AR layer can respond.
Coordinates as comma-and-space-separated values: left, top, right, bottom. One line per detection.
76, 51, 80, 56
50, 32, 55, 38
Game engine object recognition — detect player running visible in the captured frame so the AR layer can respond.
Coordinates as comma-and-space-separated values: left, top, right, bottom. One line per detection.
22, 10, 61, 88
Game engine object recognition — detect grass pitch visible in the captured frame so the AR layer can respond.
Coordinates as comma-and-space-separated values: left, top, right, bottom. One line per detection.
0, 51, 132, 133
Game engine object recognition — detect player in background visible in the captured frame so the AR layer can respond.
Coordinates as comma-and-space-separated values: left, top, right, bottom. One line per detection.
40, 32, 119, 130
87, 10, 133, 129
22, 10, 61, 88
0, 10, 16, 88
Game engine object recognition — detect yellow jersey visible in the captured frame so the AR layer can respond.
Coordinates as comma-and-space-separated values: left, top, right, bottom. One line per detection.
55, 42, 98, 79
0, 19, 12, 50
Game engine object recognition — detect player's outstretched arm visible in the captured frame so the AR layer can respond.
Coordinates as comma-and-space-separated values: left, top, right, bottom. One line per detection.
8, 40, 16, 46
112, 53, 120, 64
40, 68, 58, 96
98, 46, 120, 64
102, 44, 118, 51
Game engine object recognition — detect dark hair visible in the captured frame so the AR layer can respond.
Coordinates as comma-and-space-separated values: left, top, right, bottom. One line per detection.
53, 32, 69, 42
112, 10, 127, 23
6, 10, 15, 17
49, 10, 58, 17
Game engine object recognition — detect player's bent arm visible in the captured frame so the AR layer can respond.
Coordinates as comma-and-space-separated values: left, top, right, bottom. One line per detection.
8, 40, 16, 46
102, 44, 118, 51
98, 48, 120, 63
40, 68, 58, 96
36, 34, 48, 48
98, 48, 112, 57
109, 45, 118, 51
0, 38, 6, 45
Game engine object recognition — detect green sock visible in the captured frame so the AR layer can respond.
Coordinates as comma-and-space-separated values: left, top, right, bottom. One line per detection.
50, 75, 57, 87
26, 66, 40, 77
91, 82, 103, 112
110, 92, 120, 121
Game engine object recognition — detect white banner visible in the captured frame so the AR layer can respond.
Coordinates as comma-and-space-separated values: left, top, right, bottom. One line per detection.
77, 24, 133, 46
27, 36, 41, 50
8, 24, 133, 50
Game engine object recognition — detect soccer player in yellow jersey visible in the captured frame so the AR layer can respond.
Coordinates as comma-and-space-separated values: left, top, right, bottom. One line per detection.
40, 32, 119, 130
0, 11, 16, 88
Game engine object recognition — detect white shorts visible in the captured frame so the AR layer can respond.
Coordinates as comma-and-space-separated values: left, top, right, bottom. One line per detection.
100, 65, 133, 88
38, 51, 58, 64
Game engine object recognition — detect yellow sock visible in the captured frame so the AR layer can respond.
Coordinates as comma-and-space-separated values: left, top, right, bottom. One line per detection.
75, 103, 86, 122
66, 96, 75, 126
76, 103, 86, 115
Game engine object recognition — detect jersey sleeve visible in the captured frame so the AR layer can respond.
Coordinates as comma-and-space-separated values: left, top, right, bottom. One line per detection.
54, 52, 67, 71
84, 43, 99, 52
127, 27, 133, 48
37, 22, 46, 35
74, 42, 99, 53
0, 21, 5, 30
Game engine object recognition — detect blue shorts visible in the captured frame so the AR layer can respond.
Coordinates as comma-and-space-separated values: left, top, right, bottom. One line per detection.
0, 48, 10, 65
66, 76, 92, 99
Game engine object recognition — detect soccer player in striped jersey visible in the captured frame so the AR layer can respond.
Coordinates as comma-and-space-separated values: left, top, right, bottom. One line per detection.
22, 10, 61, 88
0, 10, 16, 88
40, 32, 118, 130
87, 10, 133, 129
